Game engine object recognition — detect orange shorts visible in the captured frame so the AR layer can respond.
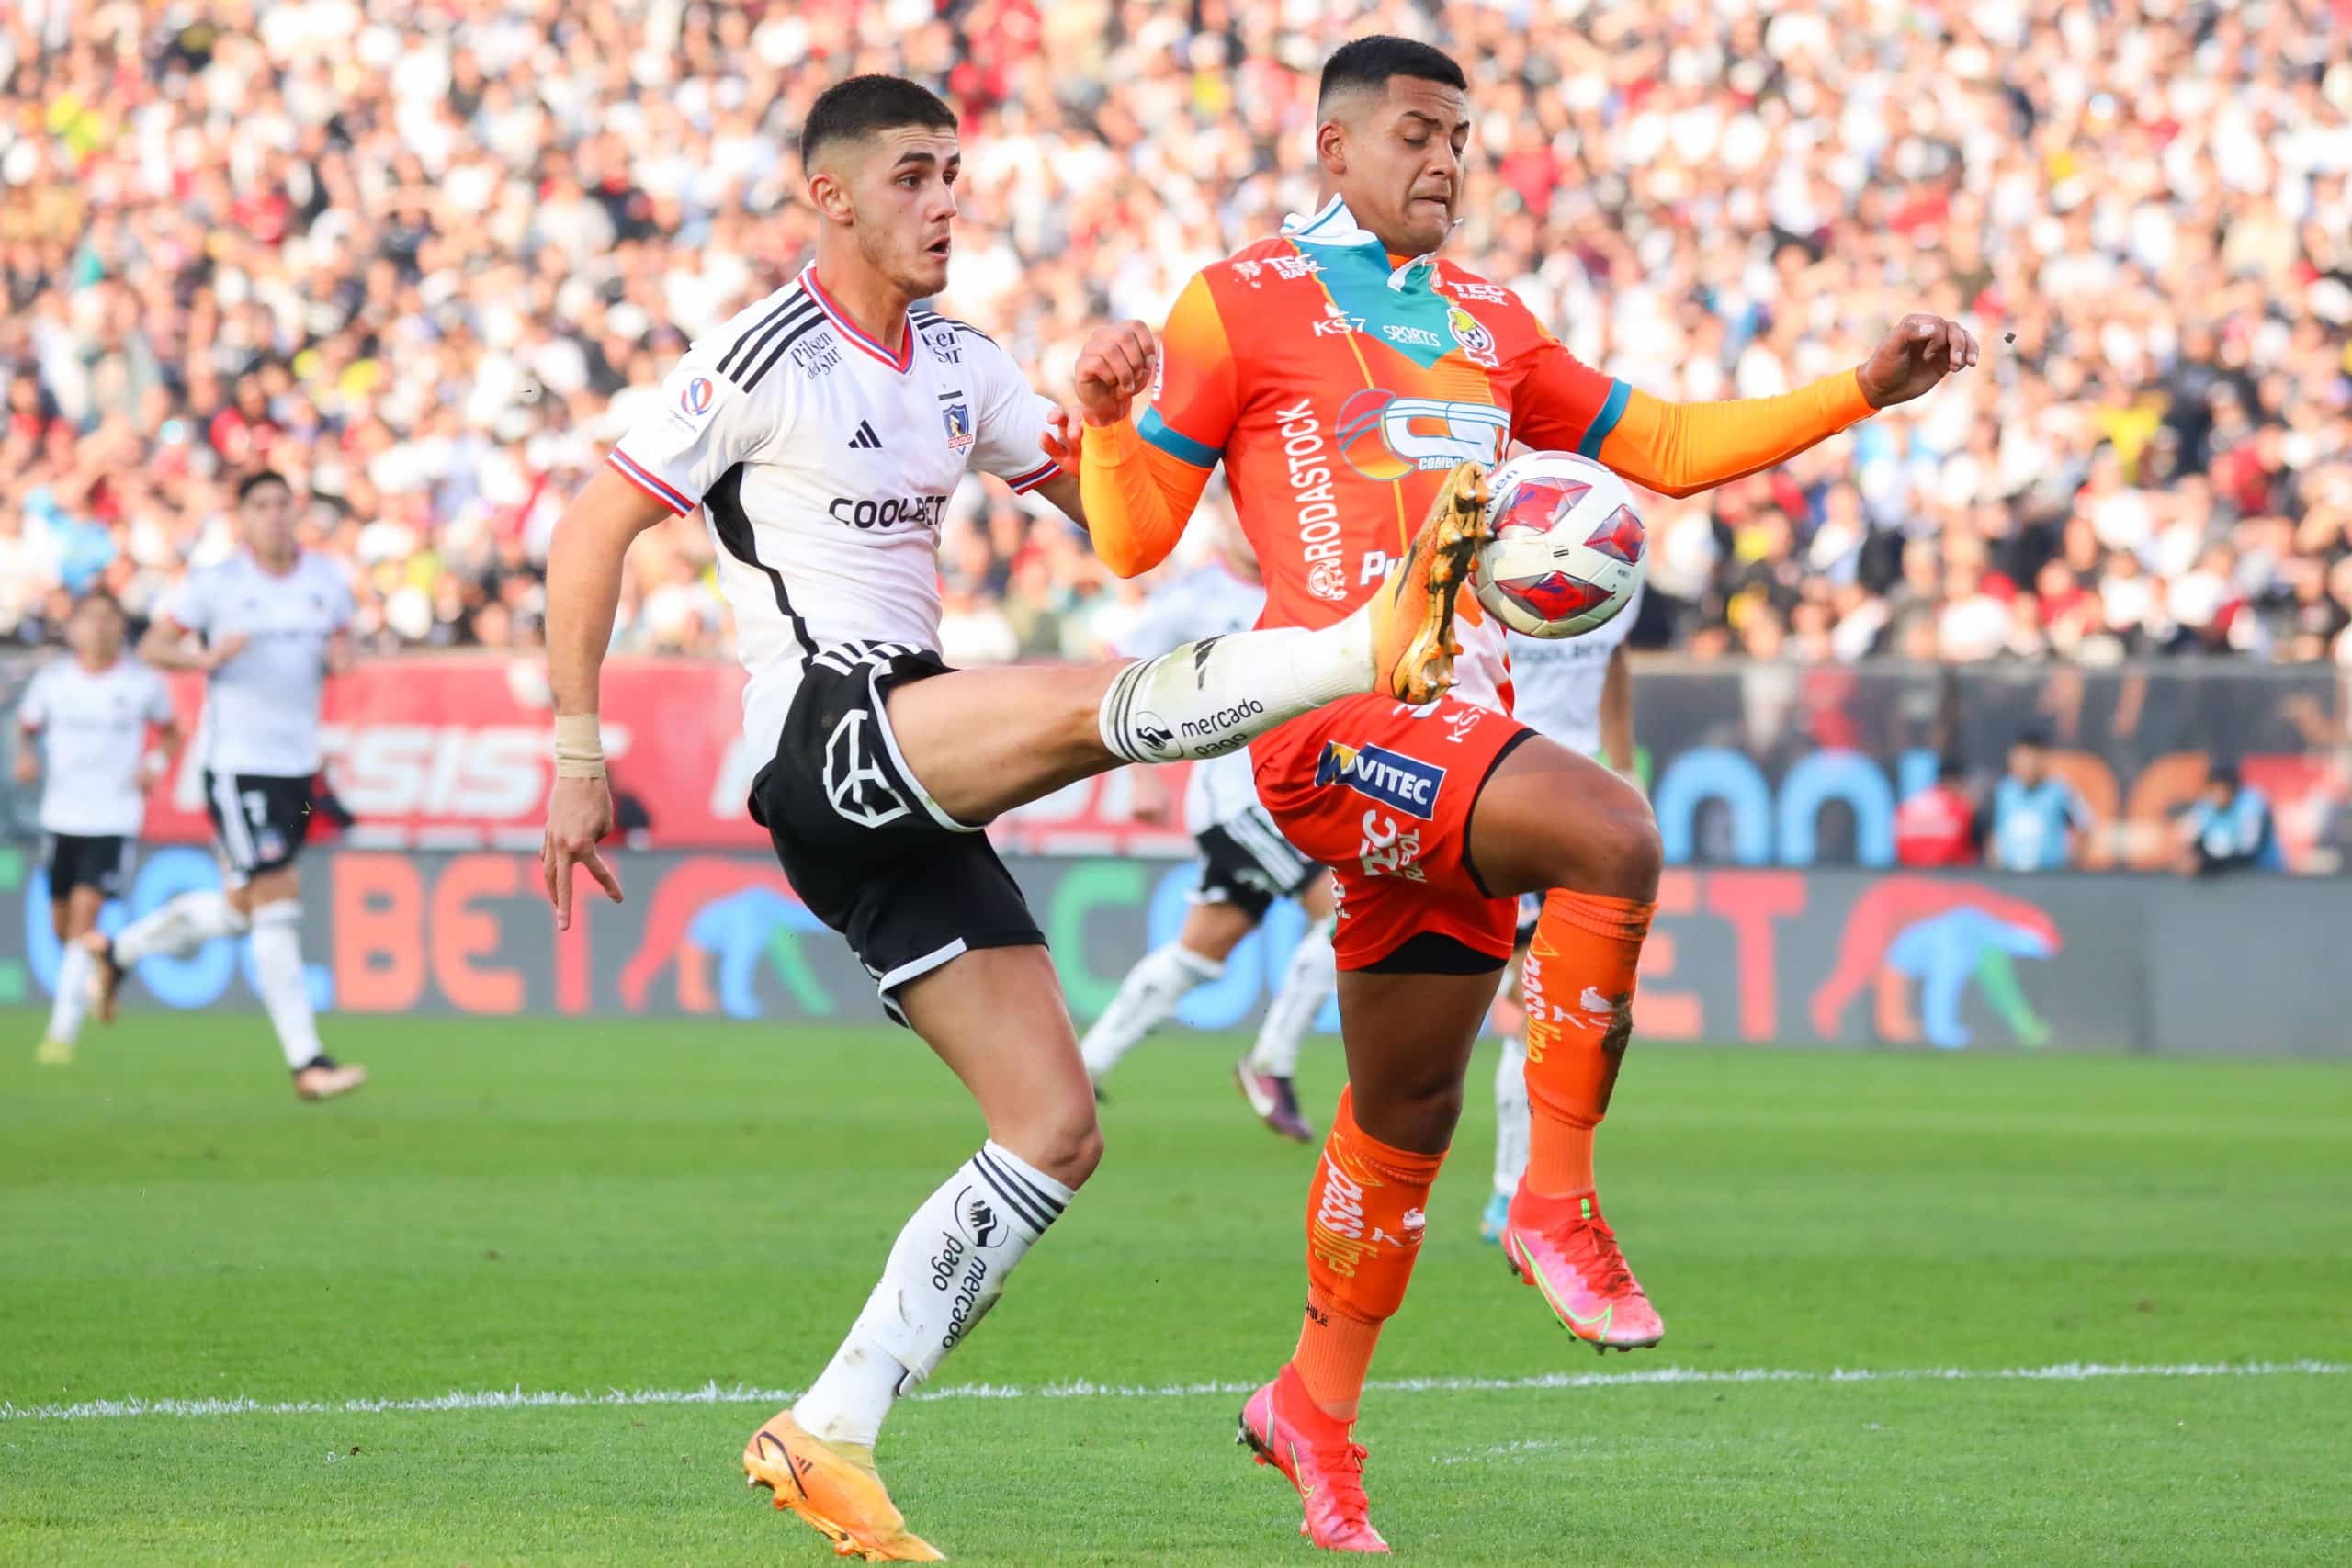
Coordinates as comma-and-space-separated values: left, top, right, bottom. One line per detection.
1251, 692, 1532, 971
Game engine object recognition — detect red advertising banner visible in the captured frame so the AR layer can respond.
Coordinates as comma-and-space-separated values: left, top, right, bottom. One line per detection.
141, 657, 1193, 856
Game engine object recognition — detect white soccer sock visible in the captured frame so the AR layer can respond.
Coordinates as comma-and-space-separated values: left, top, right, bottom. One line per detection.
794, 1141, 1073, 1448
111, 889, 248, 965
1079, 942, 1223, 1081
1494, 1032, 1530, 1199
1250, 917, 1335, 1078
46, 942, 91, 1046
249, 901, 324, 1071
1097, 610, 1374, 764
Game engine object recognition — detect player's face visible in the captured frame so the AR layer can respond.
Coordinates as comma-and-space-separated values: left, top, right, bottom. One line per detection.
1335, 78, 1471, 257
2009, 744, 2043, 784
847, 128, 962, 299
69, 601, 124, 664
239, 482, 298, 564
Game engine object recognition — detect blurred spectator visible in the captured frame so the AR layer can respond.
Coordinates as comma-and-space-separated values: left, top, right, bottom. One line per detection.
1987, 730, 2090, 871
2176, 763, 2284, 874
1894, 757, 1983, 868
0, 0, 2347, 665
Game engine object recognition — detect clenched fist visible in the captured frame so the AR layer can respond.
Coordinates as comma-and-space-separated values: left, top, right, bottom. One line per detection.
1072, 320, 1158, 427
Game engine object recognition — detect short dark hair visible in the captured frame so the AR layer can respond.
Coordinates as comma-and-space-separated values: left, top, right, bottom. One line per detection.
2013, 727, 2052, 750
235, 468, 291, 504
801, 75, 956, 166
1318, 36, 1467, 112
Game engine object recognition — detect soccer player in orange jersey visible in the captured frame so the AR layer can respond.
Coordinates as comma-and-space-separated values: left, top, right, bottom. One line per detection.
1057, 37, 1977, 1551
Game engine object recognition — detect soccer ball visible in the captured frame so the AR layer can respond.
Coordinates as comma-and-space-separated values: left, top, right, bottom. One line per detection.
1471, 451, 1647, 638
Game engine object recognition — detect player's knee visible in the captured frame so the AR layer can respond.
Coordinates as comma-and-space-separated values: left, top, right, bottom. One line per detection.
1540, 774, 1659, 901
1352, 1073, 1463, 1155
1001, 1097, 1104, 1191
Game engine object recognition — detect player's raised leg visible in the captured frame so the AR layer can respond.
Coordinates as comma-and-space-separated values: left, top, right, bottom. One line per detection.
1467, 737, 1664, 1349
876, 459, 1488, 830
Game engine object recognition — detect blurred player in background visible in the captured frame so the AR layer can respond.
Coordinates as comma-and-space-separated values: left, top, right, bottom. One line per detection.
535, 75, 1483, 1563
1080, 531, 1339, 1143
1481, 592, 1641, 1241
85, 470, 366, 1102
1069, 35, 1975, 1551
15, 592, 179, 1066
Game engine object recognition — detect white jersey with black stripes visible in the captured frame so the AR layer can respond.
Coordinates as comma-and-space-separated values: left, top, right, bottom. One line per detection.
607, 265, 1060, 759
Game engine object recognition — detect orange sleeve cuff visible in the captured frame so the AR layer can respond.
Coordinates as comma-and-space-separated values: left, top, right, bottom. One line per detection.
1079, 419, 1211, 578
1598, 368, 1874, 499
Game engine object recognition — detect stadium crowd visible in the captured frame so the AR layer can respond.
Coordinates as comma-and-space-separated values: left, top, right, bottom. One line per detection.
2, 0, 2348, 666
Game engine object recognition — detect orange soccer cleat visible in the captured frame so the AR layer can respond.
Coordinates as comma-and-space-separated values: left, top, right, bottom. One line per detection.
1368, 460, 1489, 705
1501, 1188, 1665, 1351
1236, 1365, 1390, 1554
742, 1410, 944, 1562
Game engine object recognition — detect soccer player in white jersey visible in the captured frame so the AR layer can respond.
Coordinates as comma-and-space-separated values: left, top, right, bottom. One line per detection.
15, 592, 179, 1065
1481, 583, 1644, 1241
1080, 538, 1338, 1143
84, 470, 367, 1102
535, 75, 1489, 1562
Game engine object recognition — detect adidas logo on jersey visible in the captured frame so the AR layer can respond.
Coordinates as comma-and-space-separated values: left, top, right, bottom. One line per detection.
847, 420, 883, 450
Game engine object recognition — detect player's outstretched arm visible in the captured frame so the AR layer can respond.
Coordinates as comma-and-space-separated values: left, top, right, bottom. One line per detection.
538, 468, 669, 930
1571, 314, 1978, 500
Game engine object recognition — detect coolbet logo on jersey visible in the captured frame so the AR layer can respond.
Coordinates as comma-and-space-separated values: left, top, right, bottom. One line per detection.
1335, 389, 1509, 481
1315, 740, 1445, 819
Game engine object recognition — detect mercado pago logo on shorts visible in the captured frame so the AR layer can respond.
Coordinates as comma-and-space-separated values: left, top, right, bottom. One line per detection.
1335, 388, 1509, 481
1315, 740, 1445, 819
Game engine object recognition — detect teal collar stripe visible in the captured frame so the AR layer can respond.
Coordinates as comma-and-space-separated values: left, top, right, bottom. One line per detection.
1281, 197, 1464, 372
1138, 406, 1219, 468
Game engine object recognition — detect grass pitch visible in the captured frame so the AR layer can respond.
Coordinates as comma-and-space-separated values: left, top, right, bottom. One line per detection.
3, 1012, 2347, 1565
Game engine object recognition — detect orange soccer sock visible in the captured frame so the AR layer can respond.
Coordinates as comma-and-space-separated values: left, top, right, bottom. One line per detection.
1521, 889, 1655, 1200
1291, 1088, 1446, 1422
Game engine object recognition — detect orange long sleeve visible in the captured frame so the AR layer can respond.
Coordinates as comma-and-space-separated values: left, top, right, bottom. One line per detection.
1598, 368, 1875, 498
1078, 419, 1214, 579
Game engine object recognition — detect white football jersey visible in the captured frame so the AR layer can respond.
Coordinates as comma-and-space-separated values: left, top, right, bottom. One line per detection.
608, 265, 1060, 759
162, 550, 354, 777
17, 657, 175, 836
1505, 581, 1643, 760
1115, 562, 1270, 837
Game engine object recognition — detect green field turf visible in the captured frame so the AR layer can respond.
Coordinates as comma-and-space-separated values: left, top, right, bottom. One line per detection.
3, 1012, 2348, 1566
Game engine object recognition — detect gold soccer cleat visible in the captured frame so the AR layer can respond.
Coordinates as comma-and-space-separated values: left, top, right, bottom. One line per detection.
743, 1410, 944, 1562
1369, 460, 1490, 705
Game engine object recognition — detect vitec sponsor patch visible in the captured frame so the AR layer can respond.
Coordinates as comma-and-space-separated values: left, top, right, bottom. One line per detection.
1315, 740, 1445, 819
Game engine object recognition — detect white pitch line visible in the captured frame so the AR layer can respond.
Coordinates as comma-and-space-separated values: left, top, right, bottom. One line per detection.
1, 1360, 2339, 1425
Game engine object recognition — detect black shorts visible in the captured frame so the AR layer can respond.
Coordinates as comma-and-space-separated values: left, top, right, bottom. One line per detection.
1515, 892, 1544, 950
203, 771, 313, 884
1194, 803, 1318, 922
45, 834, 132, 898
748, 643, 1042, 1027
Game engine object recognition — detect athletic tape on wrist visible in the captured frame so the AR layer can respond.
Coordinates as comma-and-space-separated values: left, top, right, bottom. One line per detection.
551, 713, 605, 779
